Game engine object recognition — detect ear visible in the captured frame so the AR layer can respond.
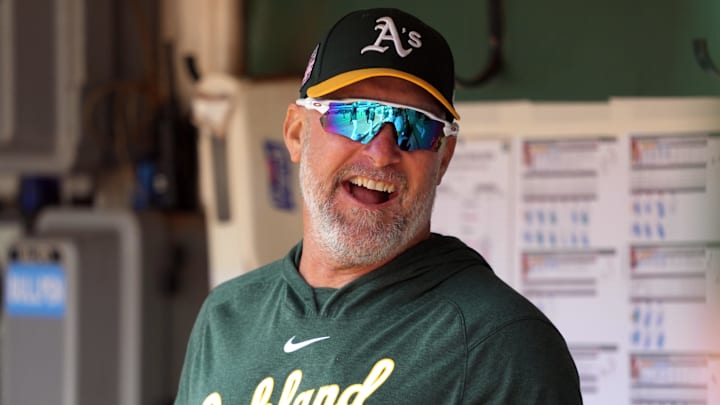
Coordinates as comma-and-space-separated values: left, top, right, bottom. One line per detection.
283, 103, 305, 163
436, 135, 457, 185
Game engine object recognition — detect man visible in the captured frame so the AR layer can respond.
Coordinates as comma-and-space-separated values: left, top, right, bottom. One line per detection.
175, 8, 583, 405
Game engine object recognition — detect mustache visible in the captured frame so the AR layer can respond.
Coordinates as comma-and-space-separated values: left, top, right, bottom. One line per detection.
334, 164, 408, 189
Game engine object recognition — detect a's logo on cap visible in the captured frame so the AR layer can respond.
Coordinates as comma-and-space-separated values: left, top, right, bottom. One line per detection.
360, 16, 422, 58
301, 44, 319, 86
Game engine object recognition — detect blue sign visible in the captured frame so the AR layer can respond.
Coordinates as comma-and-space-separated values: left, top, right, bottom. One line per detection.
263, 140, 296, 211
4, 262, 66, 318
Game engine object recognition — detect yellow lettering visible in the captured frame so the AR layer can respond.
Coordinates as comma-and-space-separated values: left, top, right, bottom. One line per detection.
278, 370, 303, 405
313, 385, 340, 405
336, 384, 362, 405
202, 392, 222, 405
249, 358, 395, 405
359, 358, 395, 399
251, 377, 274, 405
293, 389, 315, 405
338, 358, 395, 405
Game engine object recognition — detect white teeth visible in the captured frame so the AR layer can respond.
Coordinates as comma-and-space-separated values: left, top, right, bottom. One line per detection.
349, 176, 396, 193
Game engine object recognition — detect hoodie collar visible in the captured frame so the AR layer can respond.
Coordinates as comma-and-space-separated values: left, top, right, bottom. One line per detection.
280, 234, 485, 317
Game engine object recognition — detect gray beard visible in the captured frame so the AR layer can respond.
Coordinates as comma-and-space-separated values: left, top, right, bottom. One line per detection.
299, 138, 438, 268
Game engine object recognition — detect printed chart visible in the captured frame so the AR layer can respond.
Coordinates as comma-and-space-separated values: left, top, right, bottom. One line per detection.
433, 127, 720, 404
432, 137, 514, 283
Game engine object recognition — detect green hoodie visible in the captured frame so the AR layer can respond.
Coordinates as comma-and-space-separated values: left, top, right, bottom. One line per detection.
175, 234, 583, 404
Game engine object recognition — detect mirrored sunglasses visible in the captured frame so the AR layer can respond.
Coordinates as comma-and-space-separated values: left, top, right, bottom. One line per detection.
296, 98, 459, 152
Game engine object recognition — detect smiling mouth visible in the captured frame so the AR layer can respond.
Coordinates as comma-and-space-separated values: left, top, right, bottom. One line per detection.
345, 176, 396, 205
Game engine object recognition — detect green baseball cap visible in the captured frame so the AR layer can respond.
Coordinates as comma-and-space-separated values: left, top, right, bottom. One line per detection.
299, 8, 459, 121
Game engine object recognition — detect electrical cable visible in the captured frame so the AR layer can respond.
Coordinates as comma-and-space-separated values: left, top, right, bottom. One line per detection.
456, 0, 504, 87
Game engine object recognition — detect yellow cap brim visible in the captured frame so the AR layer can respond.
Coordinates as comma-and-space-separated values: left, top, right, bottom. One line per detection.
306, 68, 460, 120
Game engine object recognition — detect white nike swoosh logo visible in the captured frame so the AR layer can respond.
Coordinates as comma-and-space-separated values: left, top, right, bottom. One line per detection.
283, 336, 330, 353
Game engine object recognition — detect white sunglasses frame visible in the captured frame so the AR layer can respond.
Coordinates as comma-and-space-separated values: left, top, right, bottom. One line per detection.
295, 97, 460, 138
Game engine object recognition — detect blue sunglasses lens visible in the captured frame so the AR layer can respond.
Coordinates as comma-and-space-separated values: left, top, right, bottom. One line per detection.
319, 101, 445, 151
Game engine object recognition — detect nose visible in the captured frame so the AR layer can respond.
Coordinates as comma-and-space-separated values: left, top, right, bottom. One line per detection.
362, 123, 402, 167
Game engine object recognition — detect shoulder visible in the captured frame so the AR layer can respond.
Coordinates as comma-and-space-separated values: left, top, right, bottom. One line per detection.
426, 237, 582, 402
426, 236, 562, 347
464, 316, 583, 403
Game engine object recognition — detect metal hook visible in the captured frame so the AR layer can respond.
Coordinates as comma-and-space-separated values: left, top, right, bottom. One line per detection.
693, 38, 720, 76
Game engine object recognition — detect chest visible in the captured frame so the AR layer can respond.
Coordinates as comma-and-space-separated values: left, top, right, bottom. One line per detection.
194, 302, 469, 404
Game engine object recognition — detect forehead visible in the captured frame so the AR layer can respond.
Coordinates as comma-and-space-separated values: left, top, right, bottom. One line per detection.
327, 77, 445, 118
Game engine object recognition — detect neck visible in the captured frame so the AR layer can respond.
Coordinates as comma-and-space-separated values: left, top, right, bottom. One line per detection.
298, 227, 431, 289
297, 237, 389, 288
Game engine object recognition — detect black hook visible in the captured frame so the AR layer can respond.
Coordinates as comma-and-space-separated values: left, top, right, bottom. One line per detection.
456, 0, 504, 87
693, 38, 720, 76
184, 54, 202, 83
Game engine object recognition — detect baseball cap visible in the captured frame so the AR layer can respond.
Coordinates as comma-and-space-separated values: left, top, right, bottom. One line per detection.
299, 8, 459, 121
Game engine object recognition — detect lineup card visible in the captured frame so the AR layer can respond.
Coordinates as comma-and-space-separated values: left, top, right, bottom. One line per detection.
629, 132, 720, 243
513, 135, 631, 405
432, 137, 514, 283
513, 136, 629, 328
628, 243, 720, 404
628, 132, 720, 404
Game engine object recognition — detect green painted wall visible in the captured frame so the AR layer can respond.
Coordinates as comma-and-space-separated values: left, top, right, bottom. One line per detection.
244, 1, 720, 101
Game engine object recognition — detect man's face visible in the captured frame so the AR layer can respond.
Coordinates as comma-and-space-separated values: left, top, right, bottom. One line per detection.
295, 77, 456, 268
